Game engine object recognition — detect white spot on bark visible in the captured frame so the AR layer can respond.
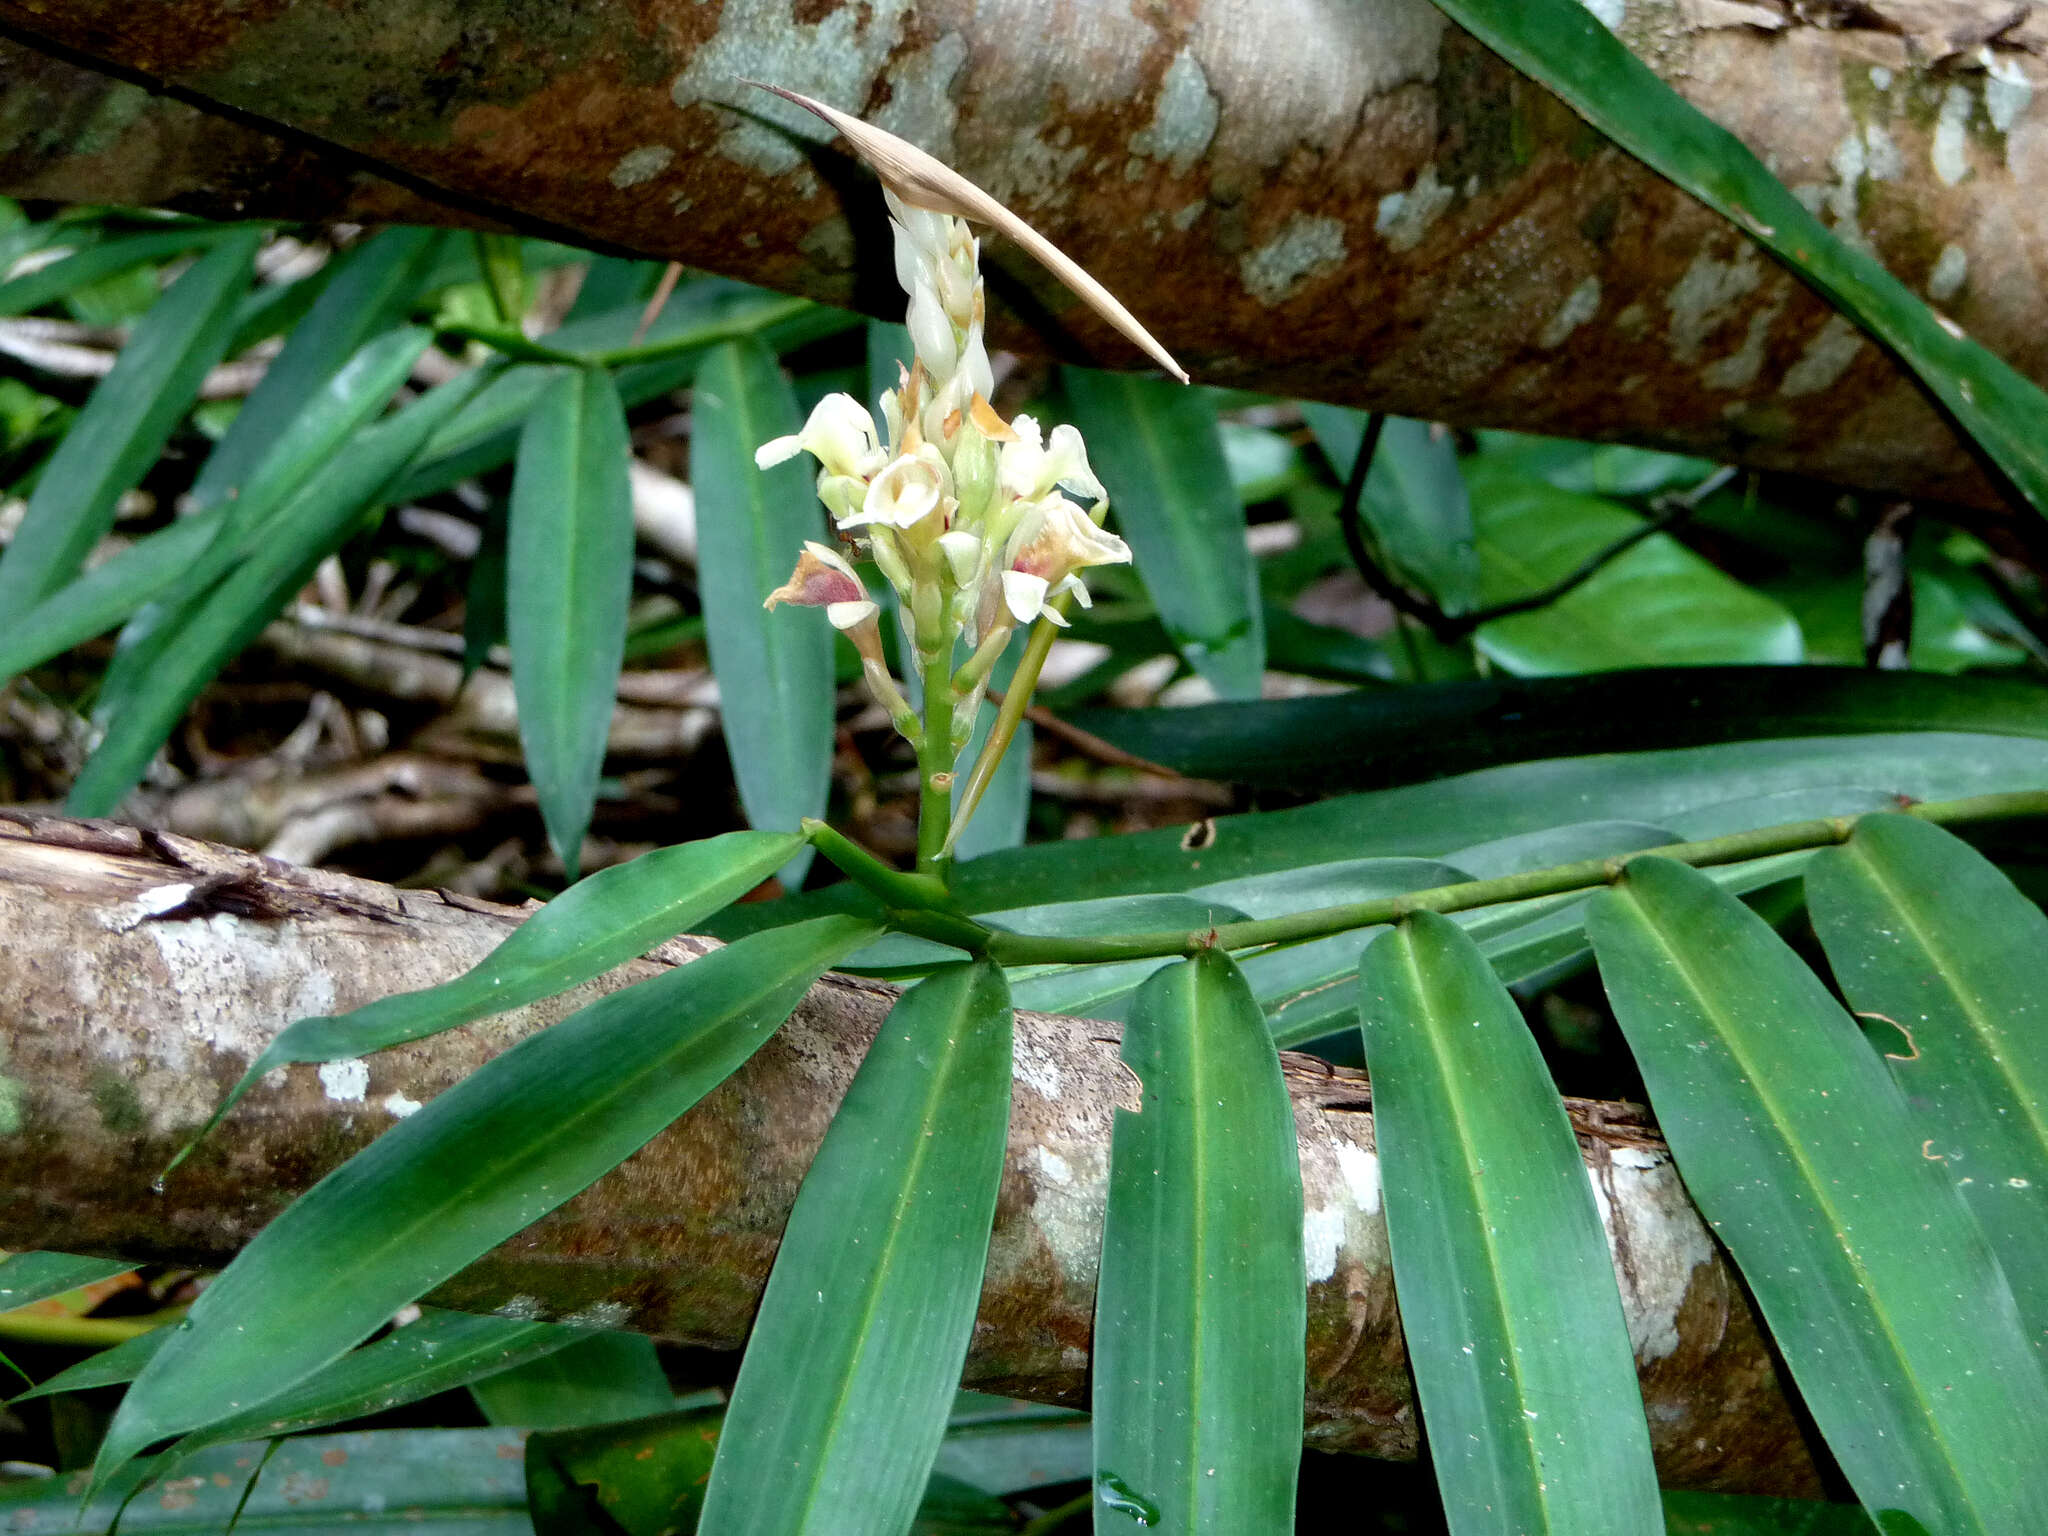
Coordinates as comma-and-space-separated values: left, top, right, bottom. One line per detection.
1375, 166, 1453, 254
1983, 51, 2033, 134
1335, 1141, 1381, 1216
608, 145, 674, 189
1012, 1031, 1065, 1101
1130, 48, 1220, 177
1928, 243, 1969, 301
1537, 276, 1602, 348
670, 0, 915, 179
1933, 84, 1975, 185
382, 1091, 423, 1119
1666, 244, 1762, 364
1172, 201, 1205, 232
1779, 314, 1865, 396
872, 31, 968, 164
1303, 1204, 1345, 1283
1029, 1142, 1108, 1278
563, 1301, 632, 1328
1595, 1147, 1715, 1362
1580, 0, 1626, 29
1033, 1145, 1073, 1184
1869, 65, 1893, 92
495, 1295, 545, 1321
319, 1058, 369, 1104
1862, 123, 1902, 182
1699, 293, 1785, 391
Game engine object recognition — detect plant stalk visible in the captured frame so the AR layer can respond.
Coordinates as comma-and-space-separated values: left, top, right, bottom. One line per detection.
974, 789, 2048, 967
946, 610, 1063, 853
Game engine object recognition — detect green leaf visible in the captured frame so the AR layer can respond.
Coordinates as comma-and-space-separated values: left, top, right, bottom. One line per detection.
0, 223, 248, 320
701, 961, 1014, 1536
189, 228, 445, 512
949, 626, 1033, 861
1359, 913, 1658, 1535
1068, 667, 2048, 794
1660, 1491, 1879, 1535
6, 1429, 533, 1534
1092, 949, 1303, 1533
1586, 857, 2048, 1534
0, 229, 259, 613
691, 337, 834, 888
1302, 406, 1479, 612
932, 1401, 1091, 1498
508, 366, 636, 878
64, 363, 489, 815
0, 1252, 130, 1310
193, 829, 803, 1164
1430, 0, 2048, 522
91, 324, 434, 726
167, 1309, 585, 1460
98, 913, 877, 1486
1469, 472, 1802, 673
1063, 370, 1265, 699
470, 1329, 674, 1429
1807, 814, 2048, 1348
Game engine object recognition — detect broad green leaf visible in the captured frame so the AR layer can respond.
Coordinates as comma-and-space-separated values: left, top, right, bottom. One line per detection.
1586, 857, 2048, 1534
1220, 421, 1305, 504
0, 223, 247, 319
1431, 0, 2048, 521
1063, 369, 1265, 699
4, 1428, 532, 1533
1808, 815, 2048, 1348
1776, 572, 2028, 675
1093, 950, 1303, 1533
0, 229, 259, 614
91, 325, 434, 726
932, 1400, 1092, 1497
189, 228, 445, 511
1469, 473, 1801, 673
702, 961, 1015, 1536
1069, 667, 2048, 794
64, 364, 489, 815
168, 1309, 584, 1460
193, 829, 803, 1163
508, 366, 636, 877
99, 914, 877, 1485
0, 1252, 130, 1310
1302, 405, 1479, 612
1660, 1491, 1879, 1534
692, 337, 833, 888
470, 1329, 673, 1429
1359, 913, 1658, 1535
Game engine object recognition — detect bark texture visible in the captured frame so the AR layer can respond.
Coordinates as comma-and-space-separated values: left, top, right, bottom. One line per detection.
0, 813, 1819, 1494
4, 1, 2048, 510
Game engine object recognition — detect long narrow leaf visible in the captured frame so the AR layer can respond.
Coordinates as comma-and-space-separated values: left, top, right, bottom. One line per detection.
1807, 814, 2048, 1349
1093, 949, 1303, 1532
90, 325, 434, 728
1587, 857, 2048, 1534
691, 337, 833, 887
1359, 913, 1657, 1535
189, 228, 445, 510
1302, 406, 1478, 612
469, 1330, 674, 1429
65, 365, 491, 814
0, 223, 246, 320
508, 366, 636, 877
5, 1429, 532, 1534
1064, 369, 1264, 699
0, 229, 260, 613
97, 912, 878, 1487
702, 961, 1014, 1536
1431, 0, 2048, 519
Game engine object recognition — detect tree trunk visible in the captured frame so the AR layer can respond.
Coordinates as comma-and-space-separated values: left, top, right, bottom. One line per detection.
2, 1, 2044, 514
0, 813, 1820, 1495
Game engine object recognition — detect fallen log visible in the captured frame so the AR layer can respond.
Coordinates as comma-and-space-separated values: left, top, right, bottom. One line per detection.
0, 813, 1821, 1493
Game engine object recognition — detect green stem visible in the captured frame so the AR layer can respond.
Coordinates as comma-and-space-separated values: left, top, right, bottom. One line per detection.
946, 610, 1062, 854
916, 675, 958, 878
805, 819, 991, 953
0, 1307, 183, 1348
977, 789, 2048, 967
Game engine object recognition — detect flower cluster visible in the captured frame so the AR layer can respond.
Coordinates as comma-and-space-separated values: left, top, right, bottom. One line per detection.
758, 190, 1131, 757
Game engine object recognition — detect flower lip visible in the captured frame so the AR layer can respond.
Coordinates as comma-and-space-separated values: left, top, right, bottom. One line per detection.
842, 444, 953, 531
764, 540, 868, 611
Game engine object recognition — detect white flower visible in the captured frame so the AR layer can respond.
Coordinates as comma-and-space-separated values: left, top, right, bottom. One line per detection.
936, 529, 983, 588
992, 495, 1130, 625
755, 394, 887, 480
999, 416, 1105, 504
842, 444, 953, 532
